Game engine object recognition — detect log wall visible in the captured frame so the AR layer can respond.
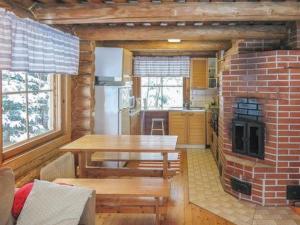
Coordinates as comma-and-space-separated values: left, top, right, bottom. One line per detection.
71, 41, 96, 140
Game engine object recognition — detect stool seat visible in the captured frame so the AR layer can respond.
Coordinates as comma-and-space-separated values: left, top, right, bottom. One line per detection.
151, 118, 165, 135
152, 118, 164, 122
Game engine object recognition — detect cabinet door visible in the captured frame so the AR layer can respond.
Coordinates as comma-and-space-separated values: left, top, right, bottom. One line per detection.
169, 112, 187, 144
191, 58, 208, 89
187, 112, 206, 145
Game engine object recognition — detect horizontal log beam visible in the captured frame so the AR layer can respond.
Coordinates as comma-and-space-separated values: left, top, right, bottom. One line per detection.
100, 40, 231, 51
74, 25, 286, 41
133, 51, 216, 57
33, 2, 300, 24
0, 0, 34, 18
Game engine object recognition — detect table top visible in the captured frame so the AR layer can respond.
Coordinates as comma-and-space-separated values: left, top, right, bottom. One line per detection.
54, 178, 170, 197
60, 135, 178, 153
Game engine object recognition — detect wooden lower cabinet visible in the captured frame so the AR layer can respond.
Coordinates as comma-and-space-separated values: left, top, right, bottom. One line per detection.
169, 112, 187, 144
187, 112, 205, 145
210, 131, 218, 162
206, 111, 212, 146
169, 111, 205, 145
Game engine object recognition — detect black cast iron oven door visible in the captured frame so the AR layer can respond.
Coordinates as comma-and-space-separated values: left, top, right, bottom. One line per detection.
232, 118, 265, 160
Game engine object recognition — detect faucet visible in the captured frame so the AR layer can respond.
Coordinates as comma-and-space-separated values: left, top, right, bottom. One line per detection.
184, 102, 191, 109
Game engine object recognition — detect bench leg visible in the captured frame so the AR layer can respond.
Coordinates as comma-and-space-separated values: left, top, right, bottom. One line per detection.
162, 153, 168, 179
155, 197, 160, 225
78, 152, 87, 178
162, 197, 168, 222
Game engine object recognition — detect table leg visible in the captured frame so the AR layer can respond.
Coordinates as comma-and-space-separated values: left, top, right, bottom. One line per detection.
162, 152, 168, 179
155, 197, 160, 225
78, 152, 87, 178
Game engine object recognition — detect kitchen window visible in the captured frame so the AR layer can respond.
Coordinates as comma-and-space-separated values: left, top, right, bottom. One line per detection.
2, 70, 61, 156
141, 77, 183, 109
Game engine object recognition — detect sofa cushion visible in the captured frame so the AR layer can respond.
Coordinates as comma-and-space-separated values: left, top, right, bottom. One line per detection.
0, 168, 15, 225
16, 180, 93, 225
12, 183, 34, 219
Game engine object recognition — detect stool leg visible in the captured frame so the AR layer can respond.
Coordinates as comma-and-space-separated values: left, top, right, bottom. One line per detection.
151, 120, 154, 135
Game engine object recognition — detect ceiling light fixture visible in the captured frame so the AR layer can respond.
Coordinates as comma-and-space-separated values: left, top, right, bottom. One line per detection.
168, 39, 181, 43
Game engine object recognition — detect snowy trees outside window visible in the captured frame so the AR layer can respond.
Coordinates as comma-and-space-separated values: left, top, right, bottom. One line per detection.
141, 77, 183, 110
2, 71, 55, 149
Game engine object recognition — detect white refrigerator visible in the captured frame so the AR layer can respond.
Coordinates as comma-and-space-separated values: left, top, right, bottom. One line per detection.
94, 85, 131, 135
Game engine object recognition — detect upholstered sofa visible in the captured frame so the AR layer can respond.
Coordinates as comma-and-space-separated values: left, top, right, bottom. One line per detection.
0, 168, 96, 225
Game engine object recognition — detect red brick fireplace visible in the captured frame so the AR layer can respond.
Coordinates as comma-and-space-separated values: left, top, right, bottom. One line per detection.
219, 50, 300, 206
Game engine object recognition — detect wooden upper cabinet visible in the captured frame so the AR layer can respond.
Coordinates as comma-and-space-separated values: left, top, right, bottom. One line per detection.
187, 112, 206, 145
169, 112, 187, 145
190, 58, 208, 89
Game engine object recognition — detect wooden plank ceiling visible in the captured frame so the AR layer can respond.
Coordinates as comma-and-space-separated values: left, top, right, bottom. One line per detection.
4, 0, 299, 56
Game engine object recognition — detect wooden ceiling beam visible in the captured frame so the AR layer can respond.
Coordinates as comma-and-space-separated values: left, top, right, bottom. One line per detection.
33, 2, 300, 25
61, 0, 80, 3
37, 0, 57, 3
74, 25, 286, 41
0, 0, 35, 18
133, 51, 216, 57
99, 40, 231, 51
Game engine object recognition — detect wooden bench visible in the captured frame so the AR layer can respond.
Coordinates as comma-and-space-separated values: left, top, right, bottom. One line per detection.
89, 152, 182, 176
54, 178, 170, 225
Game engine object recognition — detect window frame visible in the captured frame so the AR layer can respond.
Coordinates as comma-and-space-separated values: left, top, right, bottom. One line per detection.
141, 76, 184, 110
1, 71, 65, 160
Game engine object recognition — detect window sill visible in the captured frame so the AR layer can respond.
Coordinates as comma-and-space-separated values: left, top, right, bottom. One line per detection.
2, 131, 71, 168
3, 130, 64, 160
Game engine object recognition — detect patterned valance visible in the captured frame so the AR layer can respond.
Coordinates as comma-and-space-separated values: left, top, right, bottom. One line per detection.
134, 56, 190, 77
0, 9, 12, 70
0, 8, 79, 75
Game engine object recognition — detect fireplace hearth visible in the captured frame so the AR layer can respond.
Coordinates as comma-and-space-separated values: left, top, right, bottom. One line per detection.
220, 50, 300, 206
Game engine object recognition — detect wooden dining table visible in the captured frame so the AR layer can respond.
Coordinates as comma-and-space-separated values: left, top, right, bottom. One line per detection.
60, 134, 178, 179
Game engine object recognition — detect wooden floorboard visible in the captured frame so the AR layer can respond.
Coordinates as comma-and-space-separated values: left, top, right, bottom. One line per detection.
96, 149, 234, 225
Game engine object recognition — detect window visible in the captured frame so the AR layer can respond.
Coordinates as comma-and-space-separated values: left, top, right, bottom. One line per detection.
141, 77, 183, 109
2, 70, 60, 152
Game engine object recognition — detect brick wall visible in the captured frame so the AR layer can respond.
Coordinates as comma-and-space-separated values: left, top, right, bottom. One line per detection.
237, 39, 281, 53
219, 50, 300, 206
218, 39, 281, 74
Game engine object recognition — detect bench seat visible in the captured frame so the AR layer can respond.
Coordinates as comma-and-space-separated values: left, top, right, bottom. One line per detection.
54, 178, 170, 225
92, 152, 180, 162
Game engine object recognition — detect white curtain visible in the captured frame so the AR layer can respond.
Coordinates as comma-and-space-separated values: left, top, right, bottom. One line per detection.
0, 8, 79, 75
0, 8, 12, 70
134, 56, 190, 77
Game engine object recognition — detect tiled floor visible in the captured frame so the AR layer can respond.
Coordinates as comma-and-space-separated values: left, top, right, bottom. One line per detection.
187, 149, 300, 225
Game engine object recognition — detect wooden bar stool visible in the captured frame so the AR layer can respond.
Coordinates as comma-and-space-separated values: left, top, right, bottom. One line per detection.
151, 118, 165, 135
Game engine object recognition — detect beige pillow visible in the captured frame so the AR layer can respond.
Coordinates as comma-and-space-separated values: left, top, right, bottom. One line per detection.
0, 168, 15, 225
